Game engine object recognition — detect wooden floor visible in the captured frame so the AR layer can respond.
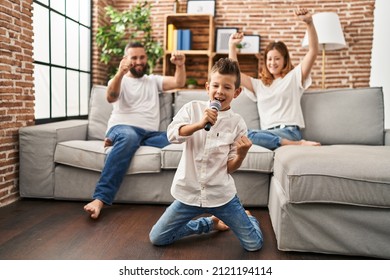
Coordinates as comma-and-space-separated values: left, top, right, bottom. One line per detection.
0, 198, 376, 260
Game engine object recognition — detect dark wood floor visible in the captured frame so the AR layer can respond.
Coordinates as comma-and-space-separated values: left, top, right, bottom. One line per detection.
0, 198, 377, 260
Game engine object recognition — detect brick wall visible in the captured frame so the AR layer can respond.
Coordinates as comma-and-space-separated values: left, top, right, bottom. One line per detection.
0, 0, 34, 207
0, 0, 376, 206
93, 0, 375, 89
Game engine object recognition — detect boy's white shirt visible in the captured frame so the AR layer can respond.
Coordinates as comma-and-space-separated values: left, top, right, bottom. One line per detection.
106, 74, 163, 133
249, 64, 312, 129
167, 100, 247, 207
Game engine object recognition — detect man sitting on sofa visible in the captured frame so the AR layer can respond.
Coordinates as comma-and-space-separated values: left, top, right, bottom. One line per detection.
84, 42, 186, 219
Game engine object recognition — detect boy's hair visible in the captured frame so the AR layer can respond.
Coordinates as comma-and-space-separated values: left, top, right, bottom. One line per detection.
209, 58, 241, 89
260, 41, 294, 86
124, 41, 144, 53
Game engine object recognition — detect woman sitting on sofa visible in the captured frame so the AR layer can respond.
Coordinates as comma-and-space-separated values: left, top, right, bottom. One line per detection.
228, 8, 321, 150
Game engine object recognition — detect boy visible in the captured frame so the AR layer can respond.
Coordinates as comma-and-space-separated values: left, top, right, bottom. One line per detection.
149, 58, 263, 251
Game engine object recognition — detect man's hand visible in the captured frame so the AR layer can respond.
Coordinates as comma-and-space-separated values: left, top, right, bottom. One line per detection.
229, 32, 244, 48
118, 55, 131, 76
170, 51, 186, 66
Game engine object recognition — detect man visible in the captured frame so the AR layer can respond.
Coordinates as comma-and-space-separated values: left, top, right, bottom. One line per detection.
84, 42, 186, 219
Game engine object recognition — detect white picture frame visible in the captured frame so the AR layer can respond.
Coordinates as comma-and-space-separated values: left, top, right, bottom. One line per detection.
239, 35, 261, 53
187, 0, 216, 16
215, 28, 238, 53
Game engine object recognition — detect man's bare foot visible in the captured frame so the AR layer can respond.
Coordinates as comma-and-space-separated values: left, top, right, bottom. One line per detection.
245, 210, 252, 216
211, 216, 229, 231
299, 139, 321, 146
84, 199, 104, 219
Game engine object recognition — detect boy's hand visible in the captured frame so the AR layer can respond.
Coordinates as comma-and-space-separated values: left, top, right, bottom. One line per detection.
229, 32, 244, 48
170, 51, 186, 66
295, 8, 313, 24
201, 107, 218, 129
235, 135, 252, 159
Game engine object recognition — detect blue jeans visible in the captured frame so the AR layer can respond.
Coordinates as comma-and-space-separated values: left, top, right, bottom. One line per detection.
149, 195, 263, 251
93, 125, 170, 205
248, 126, 302, 150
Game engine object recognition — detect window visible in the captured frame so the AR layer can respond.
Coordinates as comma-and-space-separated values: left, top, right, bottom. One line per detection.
32, 0, 91, 123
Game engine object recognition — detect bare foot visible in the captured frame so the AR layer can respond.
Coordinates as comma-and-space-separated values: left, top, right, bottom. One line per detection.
211, 216, 229, 231
84, 199, 104, 219
245, 210, 252, 216
299, 139, 321, 146
281, 138, 321, 147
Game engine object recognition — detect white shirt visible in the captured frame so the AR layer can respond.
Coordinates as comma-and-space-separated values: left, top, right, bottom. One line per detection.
167, 100, 247, 207
107, 74, 163, 132
250, 64, 311, 129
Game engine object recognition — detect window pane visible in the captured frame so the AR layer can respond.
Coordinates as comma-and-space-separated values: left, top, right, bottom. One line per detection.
32, 3, 49, 63
51, 67, 66, 117
34, 64, 50, 119
66, 0, 79, 21
51, 11, 65, 66
51, 0, 65, 14
66, 19, 79, 69
80, 0, 91, 27
67, 70, 79, 116
80, 26, 90, 71
80, 73, 90, 115
39, 0, 49, 6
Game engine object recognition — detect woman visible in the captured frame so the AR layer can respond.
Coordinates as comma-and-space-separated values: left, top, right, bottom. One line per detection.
229, 8, 321, 150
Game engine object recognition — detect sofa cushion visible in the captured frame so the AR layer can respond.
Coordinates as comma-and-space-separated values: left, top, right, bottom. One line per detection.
161, 143, 274, 173
87, 85, 173, 140
273, 145, 390, 208
174, 89, 261, 129
55, 140, 162, 174
301, 87, 384, 145
87, 85, 112, 140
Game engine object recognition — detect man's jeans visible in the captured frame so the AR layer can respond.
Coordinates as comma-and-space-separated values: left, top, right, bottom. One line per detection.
149, 195, 264, 251
93, 125, 170, 205
248, 126, 302, 150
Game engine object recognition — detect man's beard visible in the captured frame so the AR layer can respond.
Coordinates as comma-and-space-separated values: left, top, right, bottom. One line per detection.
130, 63, 149, 78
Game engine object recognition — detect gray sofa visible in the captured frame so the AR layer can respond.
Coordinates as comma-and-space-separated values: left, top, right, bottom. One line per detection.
19, 85, 390, 259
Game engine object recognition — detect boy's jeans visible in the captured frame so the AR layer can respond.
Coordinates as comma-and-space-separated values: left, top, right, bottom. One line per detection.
93, 125, 170, 205
149, 195, 264, 251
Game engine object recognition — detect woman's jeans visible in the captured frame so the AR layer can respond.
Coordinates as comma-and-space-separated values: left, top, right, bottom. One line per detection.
248, 126, 302, 150
149, 195, 264, 251
93, 125, 170, 205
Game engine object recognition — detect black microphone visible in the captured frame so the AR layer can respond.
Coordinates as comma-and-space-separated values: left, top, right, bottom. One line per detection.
204, 100, 221, 131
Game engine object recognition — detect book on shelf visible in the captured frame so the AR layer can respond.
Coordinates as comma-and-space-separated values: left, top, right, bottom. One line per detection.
167, 24, 175, 51
167, 25, 192, 51
181, 29, 192, 50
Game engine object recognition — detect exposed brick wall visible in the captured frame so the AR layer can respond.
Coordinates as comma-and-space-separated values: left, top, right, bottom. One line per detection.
92, 0, 114, 86
93, 0, 375, 89
0, 0, 34, 207
0, 0, 376, 206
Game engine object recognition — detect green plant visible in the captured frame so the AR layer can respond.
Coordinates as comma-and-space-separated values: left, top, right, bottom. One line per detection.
96, 1, 163, 78
236, 42, 247, 49
186, 77, 197, 88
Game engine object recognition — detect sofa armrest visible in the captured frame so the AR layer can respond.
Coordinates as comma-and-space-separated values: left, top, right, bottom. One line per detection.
386, 129, 390, 146
19, 120, 88, 198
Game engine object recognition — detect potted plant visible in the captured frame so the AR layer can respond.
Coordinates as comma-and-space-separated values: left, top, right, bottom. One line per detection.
235, 42, 247, 53
186, 78, 198, 89
96, 1, 163, 79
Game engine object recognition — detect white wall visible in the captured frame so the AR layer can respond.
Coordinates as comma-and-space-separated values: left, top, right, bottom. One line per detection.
371, 0, 390, 129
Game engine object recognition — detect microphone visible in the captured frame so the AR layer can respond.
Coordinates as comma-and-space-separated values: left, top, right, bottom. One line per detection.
204, 100, 221, 131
